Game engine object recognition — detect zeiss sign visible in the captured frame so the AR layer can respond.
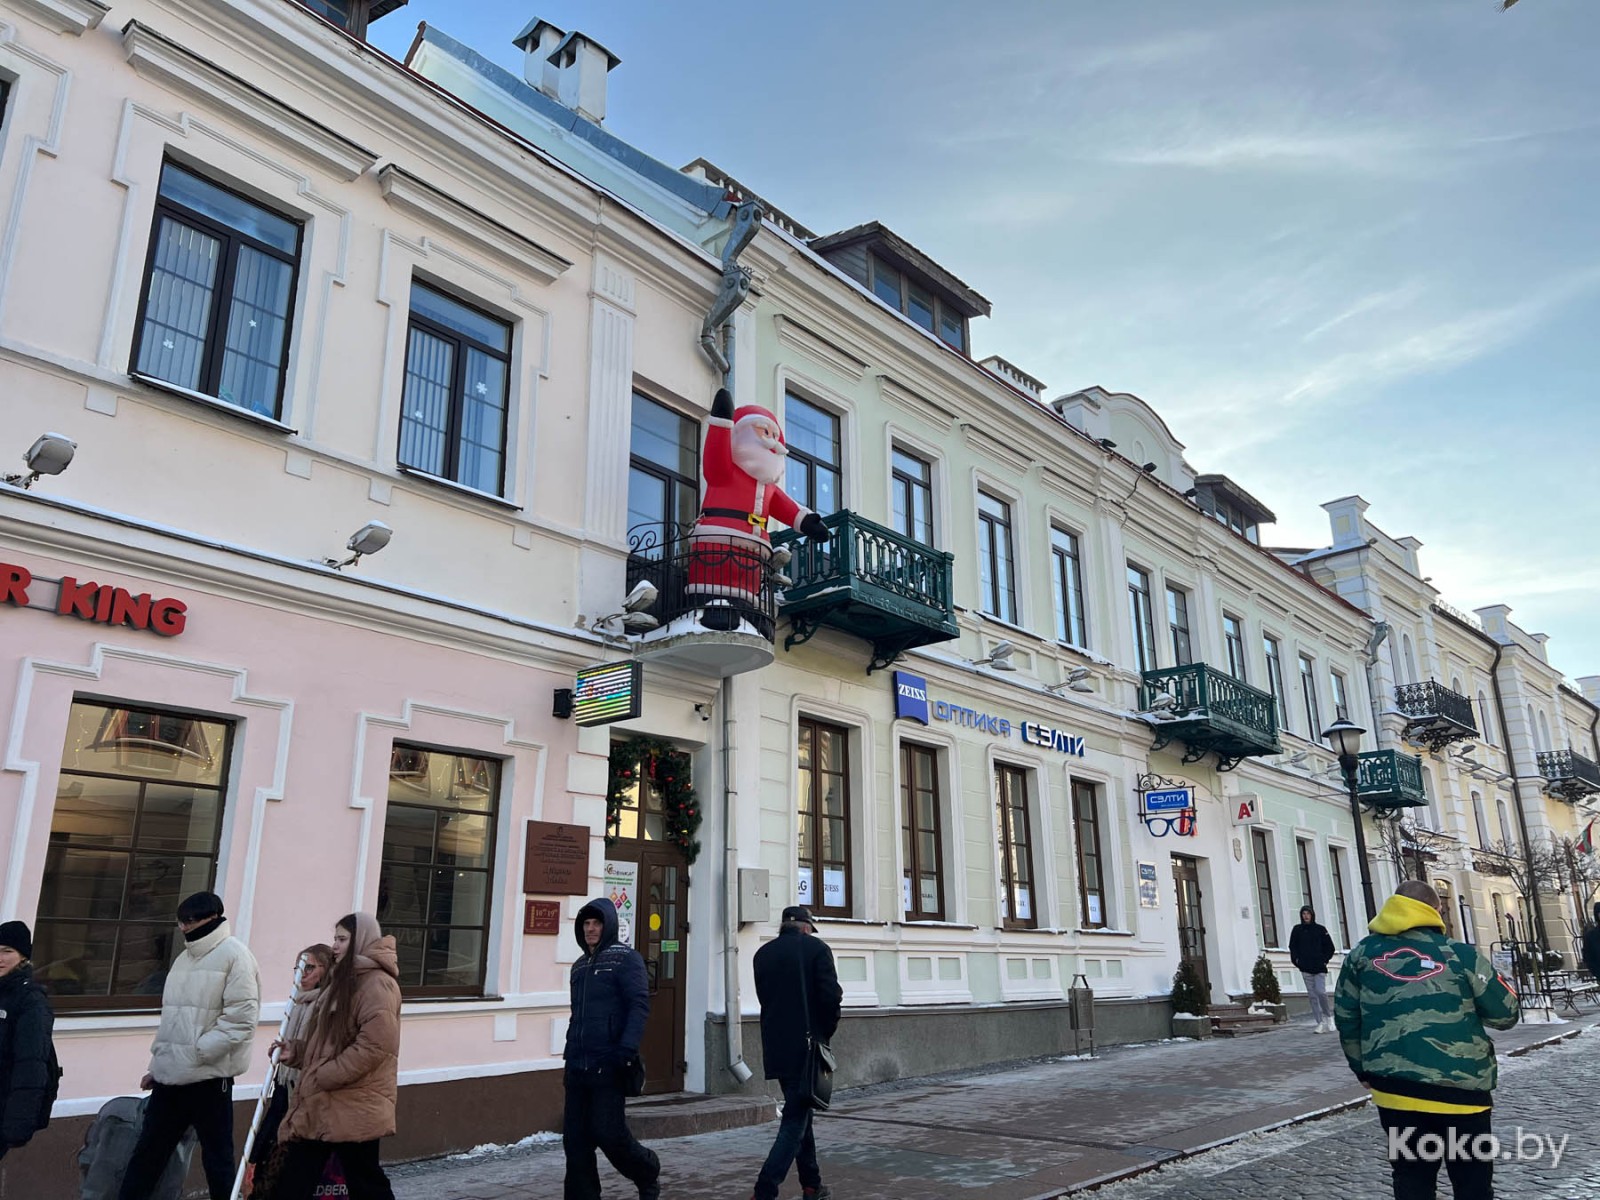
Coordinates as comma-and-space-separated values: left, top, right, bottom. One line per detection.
890, 672, 1085, 757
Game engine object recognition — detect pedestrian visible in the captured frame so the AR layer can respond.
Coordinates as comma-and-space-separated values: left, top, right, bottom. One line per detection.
272, 914, 401, 1199
562, 896, 659, 1200
245, 943, 333, 1196
1581, 902, 1600, 982
0, 920, 58, 1163
1289, 905, 1337, 1033
1334, 880, 1519, 1200
748, 905, 841, 1200
119, 891, 260, 1200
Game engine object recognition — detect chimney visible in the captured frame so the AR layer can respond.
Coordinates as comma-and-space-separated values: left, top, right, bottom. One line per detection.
549, 31, 620, 124
512, 19, 566, 98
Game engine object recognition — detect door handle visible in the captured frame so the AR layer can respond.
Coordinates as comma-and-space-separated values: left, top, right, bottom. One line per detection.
647, 956, 660, 994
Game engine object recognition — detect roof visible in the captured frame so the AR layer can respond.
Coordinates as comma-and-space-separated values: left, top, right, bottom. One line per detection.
371, 0, 408, 20
808, 221, 991, 319
1194, 473, 1277, 525
681, 158, 816, 241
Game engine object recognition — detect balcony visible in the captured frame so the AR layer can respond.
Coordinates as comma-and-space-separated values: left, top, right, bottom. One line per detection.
1393, 680, 1478, 751
771, 510, 957, 673
1138, 663, 1280, 772
1355, 749, 1427, 812
1538, 750, 1600, 803
623, 522, 779, 677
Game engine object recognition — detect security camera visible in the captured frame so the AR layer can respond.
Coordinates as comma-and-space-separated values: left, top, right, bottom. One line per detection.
323, 521, 394, 569
3, 432, 76, 489
623, 580, 658, 612
620, 610, 659, 631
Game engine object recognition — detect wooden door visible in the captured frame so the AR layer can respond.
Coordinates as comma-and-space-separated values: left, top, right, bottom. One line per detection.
1172, 855, 1210, 997
636, 846, 688, 1093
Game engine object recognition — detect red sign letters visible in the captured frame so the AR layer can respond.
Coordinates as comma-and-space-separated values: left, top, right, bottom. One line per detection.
1, 561, 188, 637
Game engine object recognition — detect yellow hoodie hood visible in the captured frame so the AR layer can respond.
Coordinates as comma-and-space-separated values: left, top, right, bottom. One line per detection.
1369, 893, 1446, 936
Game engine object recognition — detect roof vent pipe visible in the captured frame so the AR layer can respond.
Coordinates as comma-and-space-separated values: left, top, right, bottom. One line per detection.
511, 19, 565, 98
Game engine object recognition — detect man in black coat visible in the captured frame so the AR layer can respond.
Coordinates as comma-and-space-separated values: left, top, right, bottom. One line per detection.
1582, 902, 1600, 982
1289, 905, 1337, 1033
0, 920, 57, 1162
563, 897, 660, 1200
748, 906, 842, 1200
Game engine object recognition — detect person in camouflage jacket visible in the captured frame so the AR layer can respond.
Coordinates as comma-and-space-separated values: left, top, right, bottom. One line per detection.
1334, 879, 1519, 1200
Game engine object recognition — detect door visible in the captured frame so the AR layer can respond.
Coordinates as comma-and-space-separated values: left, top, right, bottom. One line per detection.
637, 846, 688, 1093
1172, 855, 1210, 997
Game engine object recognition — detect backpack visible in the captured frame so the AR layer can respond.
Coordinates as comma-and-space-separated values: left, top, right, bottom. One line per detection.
37, 1028, 61, 1131
78, 1095, 195, 1200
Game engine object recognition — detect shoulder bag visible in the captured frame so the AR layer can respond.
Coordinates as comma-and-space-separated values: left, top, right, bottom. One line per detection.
797, 953, 836, 1111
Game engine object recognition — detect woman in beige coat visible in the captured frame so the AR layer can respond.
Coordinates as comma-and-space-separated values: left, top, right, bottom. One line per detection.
272, 913, 401, 1199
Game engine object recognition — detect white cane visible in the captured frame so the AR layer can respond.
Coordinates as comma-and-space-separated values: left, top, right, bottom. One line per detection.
230, 953, 308, 1200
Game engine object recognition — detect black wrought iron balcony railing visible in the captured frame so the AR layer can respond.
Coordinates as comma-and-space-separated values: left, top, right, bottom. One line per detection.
625, 521, 778, 642
1138, 662, 1280, 771
1393, 680, 1478, 750
1537, 750, 1600, 802
771, 510, 957, 673
1355, 749, 1427, 810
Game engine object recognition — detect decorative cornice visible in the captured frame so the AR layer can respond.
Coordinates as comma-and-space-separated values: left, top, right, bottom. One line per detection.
377, 165, 571, 286
961, 424, 1033, 477
877, 373, 957, 430
7, 0, 107, 37
121, 21, 379, 182
773, 313, 869, 382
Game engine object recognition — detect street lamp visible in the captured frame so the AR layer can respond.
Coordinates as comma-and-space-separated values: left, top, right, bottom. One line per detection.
1324, 717, 1378, 922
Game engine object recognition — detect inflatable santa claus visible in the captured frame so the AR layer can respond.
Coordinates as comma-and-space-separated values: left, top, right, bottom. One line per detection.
688, 387, 830, 615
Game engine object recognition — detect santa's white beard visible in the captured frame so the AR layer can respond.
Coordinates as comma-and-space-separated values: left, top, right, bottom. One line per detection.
731, 431, 786, 485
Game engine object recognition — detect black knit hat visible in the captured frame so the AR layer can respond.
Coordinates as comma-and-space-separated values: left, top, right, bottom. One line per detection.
177, 892, 224, 922
0, 920, 32, 959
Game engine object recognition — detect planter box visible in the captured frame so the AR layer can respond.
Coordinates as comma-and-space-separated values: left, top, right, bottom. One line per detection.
1172, 1014, 1212, 1039
1253, 1002, 1288, 1025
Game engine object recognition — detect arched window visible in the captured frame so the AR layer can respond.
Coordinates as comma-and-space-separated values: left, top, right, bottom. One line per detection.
1478, 691, 1495, 745
1496, 797, 1516, 848
1526, 705, 1537, 751
1401, 634, 1417, 685
1471, 791, 1489, 848
1537, 712, 1552, 754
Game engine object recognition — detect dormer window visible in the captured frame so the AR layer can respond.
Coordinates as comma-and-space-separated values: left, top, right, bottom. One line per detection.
868, 254, 967, 352
294, 0, 406, 39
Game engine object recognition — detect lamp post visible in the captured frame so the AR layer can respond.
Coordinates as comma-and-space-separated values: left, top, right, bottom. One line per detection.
1324, 718, 1379, 922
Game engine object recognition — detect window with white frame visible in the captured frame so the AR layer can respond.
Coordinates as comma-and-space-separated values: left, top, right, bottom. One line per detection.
1497, 797, 1516, 848
1330, 668, 1351, 724
890, 447, 934, 545
1166, 584, 1193, 666
784, 393, 842, 516
1471, 791, 1490, 848
1050, 526, 1088, 649
1264, 636, 1289, 729
1127, 564, 1157, 673
977, 491, 1018, 624
1223, 614, 1248, 681
1252, 829, 1280, 947
1296, 838, 1315, 910
1478, 691, 1496, 745
1299, 653, 1322, 739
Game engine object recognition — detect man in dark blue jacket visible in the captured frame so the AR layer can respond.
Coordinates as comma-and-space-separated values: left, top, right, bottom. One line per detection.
749, 906, 842, 1200
563, 897, 659, 1200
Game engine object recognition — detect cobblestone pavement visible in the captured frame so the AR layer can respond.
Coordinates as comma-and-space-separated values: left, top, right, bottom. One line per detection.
1083, 1032, 1600, 1199
387, 1015, 1596, 1200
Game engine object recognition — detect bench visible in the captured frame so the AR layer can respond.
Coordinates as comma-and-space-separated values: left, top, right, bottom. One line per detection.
1546, 974, 1600, 1016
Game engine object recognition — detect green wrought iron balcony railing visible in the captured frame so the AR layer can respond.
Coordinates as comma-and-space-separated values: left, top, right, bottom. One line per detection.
1138, 663, 1280, 771
1355, 749, 1427, 810
772, 510, 958, 673
1537, 750, 1600, 803
1393, 680, 1477, 751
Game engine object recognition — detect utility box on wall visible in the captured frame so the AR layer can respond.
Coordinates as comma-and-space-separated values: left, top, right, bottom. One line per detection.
738, 868, 770, 924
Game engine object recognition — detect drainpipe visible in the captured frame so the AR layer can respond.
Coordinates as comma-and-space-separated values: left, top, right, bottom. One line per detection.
1359, 622, 1391, 890
1488, 641, 1549, 952
721, 674, 753, 1083
698, 202, 761, 388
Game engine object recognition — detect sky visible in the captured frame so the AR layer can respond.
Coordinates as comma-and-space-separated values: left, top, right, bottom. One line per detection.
371, 1, 1600, 677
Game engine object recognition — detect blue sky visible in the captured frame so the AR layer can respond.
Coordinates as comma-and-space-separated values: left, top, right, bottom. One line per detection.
372, 1, 1600, 679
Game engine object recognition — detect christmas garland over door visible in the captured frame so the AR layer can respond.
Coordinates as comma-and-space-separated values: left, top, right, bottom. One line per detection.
606, 735, 702, 863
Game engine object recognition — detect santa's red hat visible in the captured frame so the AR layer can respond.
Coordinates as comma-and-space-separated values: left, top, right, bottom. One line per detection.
733, 405, 785, 443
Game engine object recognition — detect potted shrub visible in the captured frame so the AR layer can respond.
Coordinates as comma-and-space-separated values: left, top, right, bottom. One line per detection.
1170, 960, 1211, 1039
1250, 952, 1288, 1024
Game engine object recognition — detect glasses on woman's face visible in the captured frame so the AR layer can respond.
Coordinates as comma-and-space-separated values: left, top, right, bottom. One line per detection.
1145, 814, 1195, 837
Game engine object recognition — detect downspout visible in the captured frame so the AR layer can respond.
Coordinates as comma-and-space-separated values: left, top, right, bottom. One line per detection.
1488, 640, 1549, 951
701, 200, 762, 1087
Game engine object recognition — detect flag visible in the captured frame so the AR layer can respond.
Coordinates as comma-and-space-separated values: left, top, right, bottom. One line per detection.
1578, 820, 1594, 855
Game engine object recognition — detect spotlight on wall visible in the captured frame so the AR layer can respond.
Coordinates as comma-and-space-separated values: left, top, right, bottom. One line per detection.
1096, 438, 1117, 449
971, 640, 1017, 672
1047, 666, 1095, 694
1141, 462, 1158, 473
693, 702, 713, 722
1182, 487, 1199, 499
3, 432, 76, 490
622, 579, 658, 613
323, 520, 394, 569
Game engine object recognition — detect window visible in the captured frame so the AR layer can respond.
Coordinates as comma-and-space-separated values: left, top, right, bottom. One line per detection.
1251, 829, 1279, 947
35, 701, 233, 1009
1497, 798, 1516, 848
977, 491, 1017, 624
1166, 585, 1193, 666
1223, 614, 1247, 682
1050, 527, 1087, 648
627, 393, 699, 538
398, 281, 512, 495
867, 253, 967, 352
1329, 848, 1353, 947
1296, 839, 1315, 911
1128, 565, 1157, 672
995, 764, 1036, 929
1263, 636, 1288, 729
784, 394, 841, 517
1299, 654, 1322, 739
378, 744, 499, 995
900, 744, 944, 921
1471, 791, 1490, 849
890, 447, 934, 545
132, 161, 301, 419
798, 718, 851, 917
1478, 691, 1496, 745
1073, 780, 1106, 929
1330, 669, 1351, 723
295, 0, 385, 38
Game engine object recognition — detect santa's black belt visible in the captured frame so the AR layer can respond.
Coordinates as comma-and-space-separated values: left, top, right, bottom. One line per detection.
701, 507, 767, 529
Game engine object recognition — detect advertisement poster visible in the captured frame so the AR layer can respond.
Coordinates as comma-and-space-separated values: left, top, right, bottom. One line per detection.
797, 867, 814, 907
603, 859, 639, 945
1138, 861, 1160, 909
822, 868, 846, 909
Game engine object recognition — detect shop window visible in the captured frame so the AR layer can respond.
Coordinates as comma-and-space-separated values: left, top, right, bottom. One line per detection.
995, 763, 1037, 929
784, 393, 842, 518
900, 743, 944, 921
798, 717, 851, 917
1073, 780, 1106, 929
1252, 829, 1280, 947
377, 743, 499, 996
34, 701, 232, 1010
131, 161, 301, 420
398, 281, 512, 496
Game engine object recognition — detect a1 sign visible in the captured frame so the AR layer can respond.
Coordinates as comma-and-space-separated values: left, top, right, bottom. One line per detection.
1143, 787, 1193, 814
1231, 793, 1263, 826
